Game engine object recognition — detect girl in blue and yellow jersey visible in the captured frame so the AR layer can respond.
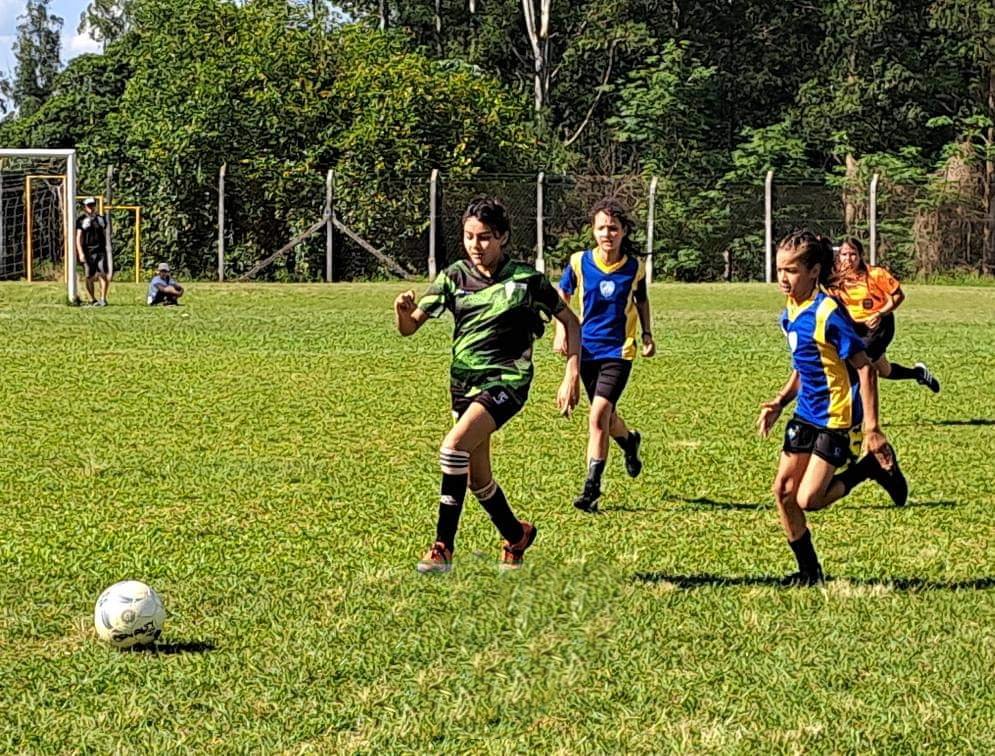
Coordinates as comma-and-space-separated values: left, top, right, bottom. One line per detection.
831, 237, 940, 393
757, 231, 908, 586
554, 198, 655, 513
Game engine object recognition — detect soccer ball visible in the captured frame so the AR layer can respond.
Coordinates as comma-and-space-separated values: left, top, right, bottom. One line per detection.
93, 580, 165, 649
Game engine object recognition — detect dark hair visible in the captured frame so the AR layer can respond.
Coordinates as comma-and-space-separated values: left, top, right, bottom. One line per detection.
777, 230, 835, 287
462, 195, 511, 242
589, 197, 641, 257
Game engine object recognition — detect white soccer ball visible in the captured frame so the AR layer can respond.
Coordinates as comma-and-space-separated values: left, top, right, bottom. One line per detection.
93, 580, 165, 649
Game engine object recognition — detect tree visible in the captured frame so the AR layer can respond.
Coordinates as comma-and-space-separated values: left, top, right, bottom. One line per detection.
78, 0, 132, 49
10, 0, 63, 117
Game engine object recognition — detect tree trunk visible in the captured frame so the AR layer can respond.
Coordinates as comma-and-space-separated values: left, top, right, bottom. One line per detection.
378, 0, 388, 31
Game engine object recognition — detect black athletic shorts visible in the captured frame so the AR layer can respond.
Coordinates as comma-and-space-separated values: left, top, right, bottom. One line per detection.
83, 249, 110, 278
782, 416, 858, 468
580, 358, 632, 406
451, 383, 528, 429
854, 312, 895, 361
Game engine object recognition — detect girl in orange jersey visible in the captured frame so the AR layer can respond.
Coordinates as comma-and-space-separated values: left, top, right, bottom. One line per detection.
831, 237, 939, 393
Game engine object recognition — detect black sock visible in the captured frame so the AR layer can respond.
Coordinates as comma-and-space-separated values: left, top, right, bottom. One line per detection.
885, 362, 918, 381
612, 432, 632, 453
788, 529, 821, 575
436, 448, 470, 550
586, 458, 606, 488
830, 455, 878, 497
475, 482, 524, 543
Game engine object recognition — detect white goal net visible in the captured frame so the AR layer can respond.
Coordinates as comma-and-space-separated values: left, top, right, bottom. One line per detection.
0, 149, 78, 301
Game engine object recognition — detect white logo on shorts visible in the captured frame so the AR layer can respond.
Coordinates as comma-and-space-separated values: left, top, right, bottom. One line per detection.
493, 391, 509, 405
599, 280, 616, 298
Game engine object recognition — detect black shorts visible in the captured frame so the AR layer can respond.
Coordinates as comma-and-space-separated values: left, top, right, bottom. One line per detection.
855, 312, 895, 361
782, 416, 858, 468
580, 358, 632, 406
148, 290, 178, 306
83, 250, 110, 277
451, 383, 527, 429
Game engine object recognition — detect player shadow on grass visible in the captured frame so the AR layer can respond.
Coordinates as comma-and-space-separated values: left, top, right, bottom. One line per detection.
892, 418, 995, 427
633, 573, 995, 591
854, 499, 957, 509
670, 495, 765, 511
130, 640, 216, 655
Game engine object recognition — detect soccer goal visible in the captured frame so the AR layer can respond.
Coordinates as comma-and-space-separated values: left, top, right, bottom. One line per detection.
0, 149, 78, 302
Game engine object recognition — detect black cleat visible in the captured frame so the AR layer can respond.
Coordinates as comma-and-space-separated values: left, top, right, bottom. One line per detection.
914, 362, 940, 393
573, 480, 601, 513
870, 448, 909, 507
623, 430, 643, 478
780, 568, 825, 588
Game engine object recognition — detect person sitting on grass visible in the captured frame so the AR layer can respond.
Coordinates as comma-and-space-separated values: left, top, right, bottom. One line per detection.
148, 262, 184, 306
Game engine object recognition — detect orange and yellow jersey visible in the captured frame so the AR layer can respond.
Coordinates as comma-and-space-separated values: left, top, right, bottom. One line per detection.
833, 266, 901, 323
780, 290, 866, 430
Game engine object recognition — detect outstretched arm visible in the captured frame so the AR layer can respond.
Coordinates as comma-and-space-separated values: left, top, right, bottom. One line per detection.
757, 370, 799, 438
394, 290, 429, 336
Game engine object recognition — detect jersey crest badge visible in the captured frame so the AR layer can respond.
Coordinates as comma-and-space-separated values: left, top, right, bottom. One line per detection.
599, 280, 616, 298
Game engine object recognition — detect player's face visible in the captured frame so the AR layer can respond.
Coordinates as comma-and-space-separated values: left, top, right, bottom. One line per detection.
593, 211, 625, 256
463, 217, 507, 273
776, 248, 819, 301
837, 243, 860, 272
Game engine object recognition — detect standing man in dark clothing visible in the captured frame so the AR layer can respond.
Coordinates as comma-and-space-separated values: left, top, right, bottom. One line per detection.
75, 197, 110, 306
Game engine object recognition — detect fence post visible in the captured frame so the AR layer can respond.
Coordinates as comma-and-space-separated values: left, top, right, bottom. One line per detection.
325, 169, 334, 282
105, 165, 114, 278
646, 176, 658, 284
764, 169, 774, 283
536, 171, 545, 273
217, 163, 226, 282
869, 173, 879, 266
428, 169, 439, 278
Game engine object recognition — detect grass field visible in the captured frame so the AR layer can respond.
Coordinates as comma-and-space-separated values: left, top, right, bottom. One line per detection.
1, 281, 994, 753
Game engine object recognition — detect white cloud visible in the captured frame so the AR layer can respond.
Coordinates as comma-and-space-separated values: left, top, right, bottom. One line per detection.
65, 29, 99, 56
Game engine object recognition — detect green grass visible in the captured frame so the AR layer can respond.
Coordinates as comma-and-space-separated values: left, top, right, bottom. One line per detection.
1, 281, 993, 753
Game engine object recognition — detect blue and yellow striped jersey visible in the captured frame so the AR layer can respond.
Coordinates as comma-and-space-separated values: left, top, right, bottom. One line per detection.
558, 250, 647, 361
781, 290, 866, 429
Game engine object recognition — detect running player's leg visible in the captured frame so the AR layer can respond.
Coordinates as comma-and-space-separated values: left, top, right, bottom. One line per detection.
773, 451, 823, 585
468, 437, 535, 568
417, 402, 495, 573
575, 395, 612, 513
609, 410, 642, 478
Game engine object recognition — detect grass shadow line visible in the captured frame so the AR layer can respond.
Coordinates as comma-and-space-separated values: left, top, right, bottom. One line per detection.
670, 496, 766, 511
633, 572, 995, 591
856, 499, 957, 509
132, 639, 216, 655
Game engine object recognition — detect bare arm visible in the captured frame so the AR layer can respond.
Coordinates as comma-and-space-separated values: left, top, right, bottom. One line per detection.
394, 290, 429, 336
757, 370, 799, 438
849, 350, 893, 468
75, 229, 84, 261
553, 305, 581, 416
866, 286, 904, 329
635, 297, 655, 357
553, 288, 572, 356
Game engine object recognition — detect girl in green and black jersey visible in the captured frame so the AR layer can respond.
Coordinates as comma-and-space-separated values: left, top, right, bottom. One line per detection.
395, 196, 582, 573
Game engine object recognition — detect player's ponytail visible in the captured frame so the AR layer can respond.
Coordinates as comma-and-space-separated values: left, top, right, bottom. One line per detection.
589, 197, 642, 257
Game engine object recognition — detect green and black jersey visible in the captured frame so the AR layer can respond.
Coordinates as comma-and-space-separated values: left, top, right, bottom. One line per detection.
418, 257, 565, 394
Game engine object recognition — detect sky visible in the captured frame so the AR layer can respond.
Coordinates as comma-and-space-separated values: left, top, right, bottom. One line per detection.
1, 0, 100, 77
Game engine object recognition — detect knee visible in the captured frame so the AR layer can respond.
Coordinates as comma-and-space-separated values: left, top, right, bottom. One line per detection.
772, 478, 796, 508
588, 408, 610, 435
796, 490, 822, 512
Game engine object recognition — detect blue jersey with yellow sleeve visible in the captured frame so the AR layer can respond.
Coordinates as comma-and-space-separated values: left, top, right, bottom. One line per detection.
558, 249, 647, 361
781, 290, 866, 429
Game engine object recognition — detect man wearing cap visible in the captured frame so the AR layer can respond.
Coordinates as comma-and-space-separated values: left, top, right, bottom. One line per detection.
75, 197, 110, 306
147, 262, 184, 306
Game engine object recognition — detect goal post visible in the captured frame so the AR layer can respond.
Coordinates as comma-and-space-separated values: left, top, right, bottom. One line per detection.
0, 148, 77, 302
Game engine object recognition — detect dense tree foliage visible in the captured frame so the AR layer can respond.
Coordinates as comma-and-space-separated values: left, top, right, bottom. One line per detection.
1, 0, 993, 278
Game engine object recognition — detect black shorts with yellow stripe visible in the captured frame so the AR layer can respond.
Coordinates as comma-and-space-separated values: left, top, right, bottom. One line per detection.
783, 416, 861, 468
